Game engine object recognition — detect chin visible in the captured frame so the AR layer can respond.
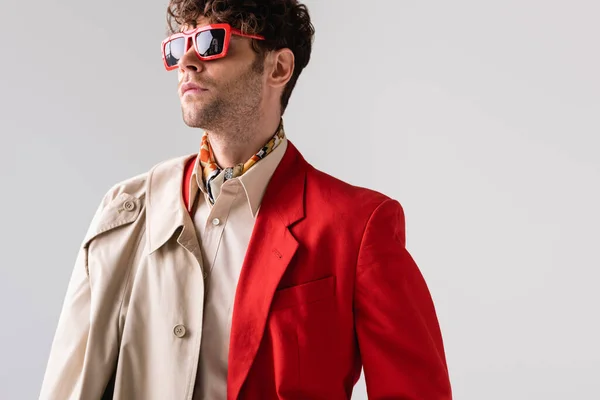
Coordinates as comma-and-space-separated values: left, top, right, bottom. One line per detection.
180, 107, 204, 128
182, 115, 208, 129
181, 97, 223, 130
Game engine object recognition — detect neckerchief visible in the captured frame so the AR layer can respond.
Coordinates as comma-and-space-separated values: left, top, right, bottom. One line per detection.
199, 121, 286, 204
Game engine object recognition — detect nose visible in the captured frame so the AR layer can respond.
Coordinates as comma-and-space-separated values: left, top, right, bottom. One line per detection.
178, 37, 205, 73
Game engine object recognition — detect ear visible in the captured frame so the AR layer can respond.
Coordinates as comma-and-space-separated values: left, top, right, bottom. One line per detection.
266, 48, 295, 89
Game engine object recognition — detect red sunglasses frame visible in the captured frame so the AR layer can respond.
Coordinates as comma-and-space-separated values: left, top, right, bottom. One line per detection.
161, 23, 265, 71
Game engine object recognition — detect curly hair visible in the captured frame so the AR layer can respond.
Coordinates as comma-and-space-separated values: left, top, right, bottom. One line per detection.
166, 0, 315, 114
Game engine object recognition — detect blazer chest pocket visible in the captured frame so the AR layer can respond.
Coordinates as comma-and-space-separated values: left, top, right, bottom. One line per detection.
271, 276, 336, 311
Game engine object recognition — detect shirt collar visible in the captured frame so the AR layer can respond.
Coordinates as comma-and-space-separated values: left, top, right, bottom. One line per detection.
146, 139, 306, 256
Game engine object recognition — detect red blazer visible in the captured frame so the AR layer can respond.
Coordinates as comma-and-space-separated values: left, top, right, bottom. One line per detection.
183, 141, 452, 399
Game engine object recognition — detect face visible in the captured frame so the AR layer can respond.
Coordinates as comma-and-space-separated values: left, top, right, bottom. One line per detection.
176, 17, 266, 132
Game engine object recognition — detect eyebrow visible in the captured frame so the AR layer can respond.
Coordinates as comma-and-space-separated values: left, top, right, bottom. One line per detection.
164, 22, 194, 37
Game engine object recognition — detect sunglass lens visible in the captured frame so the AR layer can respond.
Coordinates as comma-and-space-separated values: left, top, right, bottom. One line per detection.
164, 37, 185, 67
196, 29, 226, 57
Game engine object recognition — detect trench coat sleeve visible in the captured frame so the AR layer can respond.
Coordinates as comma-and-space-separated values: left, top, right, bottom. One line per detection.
39, 194, 110, 400
354, 199, 453, 399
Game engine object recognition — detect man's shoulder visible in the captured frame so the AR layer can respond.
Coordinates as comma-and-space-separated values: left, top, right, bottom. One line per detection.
305, 164, 395, 214
100, 153, 194, 206
82, 153, 193, 246
299, 164, 406, 241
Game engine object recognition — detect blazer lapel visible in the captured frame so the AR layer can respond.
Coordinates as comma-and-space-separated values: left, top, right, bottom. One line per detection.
227, 140, 307, 400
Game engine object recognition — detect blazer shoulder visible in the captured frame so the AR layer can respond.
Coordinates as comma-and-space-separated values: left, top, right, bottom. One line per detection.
306, 165, 394, 212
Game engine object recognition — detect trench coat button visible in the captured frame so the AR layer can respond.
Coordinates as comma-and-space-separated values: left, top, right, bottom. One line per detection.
212, 218, 221, 226
123, 200, 136, 211
173, 324, 186, 338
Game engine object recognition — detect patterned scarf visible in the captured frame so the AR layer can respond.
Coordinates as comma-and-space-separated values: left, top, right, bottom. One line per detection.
199, 121, 286, 204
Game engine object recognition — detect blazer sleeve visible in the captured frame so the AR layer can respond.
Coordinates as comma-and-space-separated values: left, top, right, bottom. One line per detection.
39, 194, 112, 400
354, 198, 452, 399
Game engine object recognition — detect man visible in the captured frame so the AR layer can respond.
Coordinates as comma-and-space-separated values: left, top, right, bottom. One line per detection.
40, 1, 452, 399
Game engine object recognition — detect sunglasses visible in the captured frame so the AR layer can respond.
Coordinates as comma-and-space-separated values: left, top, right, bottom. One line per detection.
161, 23, 265, 71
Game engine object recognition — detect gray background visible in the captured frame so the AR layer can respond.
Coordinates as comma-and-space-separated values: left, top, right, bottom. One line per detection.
1, 0, 599, 399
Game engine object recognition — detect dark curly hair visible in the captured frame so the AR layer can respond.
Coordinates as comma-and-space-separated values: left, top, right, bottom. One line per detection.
166, 0, 315, 114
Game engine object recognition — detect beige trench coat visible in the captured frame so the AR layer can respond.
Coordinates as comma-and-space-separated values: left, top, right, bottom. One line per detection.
40, 153, 210, 399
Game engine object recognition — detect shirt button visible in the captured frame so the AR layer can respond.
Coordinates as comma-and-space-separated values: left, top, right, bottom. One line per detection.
203, 272, 208, 280
212, 218, 221, 226
173, 324, 186, 338
123, 200, 136, 212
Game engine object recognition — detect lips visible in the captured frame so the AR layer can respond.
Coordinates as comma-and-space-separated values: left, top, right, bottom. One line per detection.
181, 82, 207, 96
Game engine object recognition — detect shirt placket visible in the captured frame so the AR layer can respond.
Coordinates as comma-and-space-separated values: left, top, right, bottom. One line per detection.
201, 180, 240, 281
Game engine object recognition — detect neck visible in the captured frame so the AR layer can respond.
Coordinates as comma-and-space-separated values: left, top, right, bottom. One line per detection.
205, 113, 281, 168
